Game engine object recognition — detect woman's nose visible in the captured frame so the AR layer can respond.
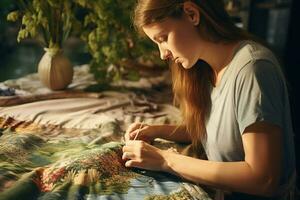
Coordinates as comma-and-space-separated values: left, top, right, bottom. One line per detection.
159, 48, 172, 60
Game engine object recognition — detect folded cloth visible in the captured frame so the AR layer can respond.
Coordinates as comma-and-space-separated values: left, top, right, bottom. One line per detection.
0, 91, 180, 130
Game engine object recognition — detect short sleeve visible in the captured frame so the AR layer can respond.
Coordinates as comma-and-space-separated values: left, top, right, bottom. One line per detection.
234, 59, 285, 134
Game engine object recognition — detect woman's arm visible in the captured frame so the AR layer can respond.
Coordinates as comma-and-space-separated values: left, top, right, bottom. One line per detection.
163, 121, 282, 196
123, 121, 282, 197
155, 124, 191, 143
125, 123, 191, 143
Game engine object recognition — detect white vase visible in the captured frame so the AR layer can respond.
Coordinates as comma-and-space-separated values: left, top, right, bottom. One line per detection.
38, 48, 73, 90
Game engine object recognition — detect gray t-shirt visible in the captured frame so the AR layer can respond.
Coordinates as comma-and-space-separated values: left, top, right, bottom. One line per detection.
203, 40, 295, 185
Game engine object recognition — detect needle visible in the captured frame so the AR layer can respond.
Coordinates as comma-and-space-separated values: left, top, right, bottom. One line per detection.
133, 121, 144, 140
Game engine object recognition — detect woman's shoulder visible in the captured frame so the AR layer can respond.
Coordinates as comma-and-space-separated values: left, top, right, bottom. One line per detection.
226, 40, 286, 90
233, 40, 278, 65
230, 40, 281, 76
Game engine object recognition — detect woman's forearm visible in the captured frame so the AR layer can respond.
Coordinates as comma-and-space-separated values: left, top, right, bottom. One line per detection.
153, 124, 191, 143
161, 152, 277, 197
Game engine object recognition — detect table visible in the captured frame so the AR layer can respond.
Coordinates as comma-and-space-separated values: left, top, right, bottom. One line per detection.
0, 65, 213, 200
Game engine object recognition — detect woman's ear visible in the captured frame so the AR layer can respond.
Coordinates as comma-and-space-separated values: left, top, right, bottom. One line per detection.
183, 2, 200, 26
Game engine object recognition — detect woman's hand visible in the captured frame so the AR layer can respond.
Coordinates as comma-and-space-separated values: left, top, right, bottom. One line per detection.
122, 140, 168, 171
124, 122, 158, 143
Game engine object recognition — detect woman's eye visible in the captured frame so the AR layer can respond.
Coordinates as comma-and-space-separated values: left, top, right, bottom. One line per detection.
158, 36, 167, 43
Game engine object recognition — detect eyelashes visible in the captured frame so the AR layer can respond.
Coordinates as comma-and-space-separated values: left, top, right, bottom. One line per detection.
157, 35, 168, 43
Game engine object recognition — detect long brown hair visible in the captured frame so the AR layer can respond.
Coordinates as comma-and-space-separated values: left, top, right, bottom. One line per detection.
134, 0, 254, 151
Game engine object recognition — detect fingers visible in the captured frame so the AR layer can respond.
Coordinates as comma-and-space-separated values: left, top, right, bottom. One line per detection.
124, 131, 136, 141
129, 128, 144, 140
124, 123, 146, 141
124, 140, 144, 146
126, 123, 141, 135
122, 142, 134, 151
122, 141, 163, 171
122, 152, 136, 160
124, 123, 140, 141
124, 160, 143, 168
122, 141, 141, 157
122, 141, 144, 164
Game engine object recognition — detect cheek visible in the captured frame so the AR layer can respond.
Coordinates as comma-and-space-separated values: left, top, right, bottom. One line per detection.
171, 37, 189, 55
174, 32, 198, 55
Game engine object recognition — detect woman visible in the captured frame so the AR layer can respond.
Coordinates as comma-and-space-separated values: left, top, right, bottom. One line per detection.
122, 0, 296, 199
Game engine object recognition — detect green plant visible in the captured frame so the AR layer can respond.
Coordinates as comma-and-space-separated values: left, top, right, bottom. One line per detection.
76, 0, 163, 83
7, 0, 80, 51
7, 0, 164, 84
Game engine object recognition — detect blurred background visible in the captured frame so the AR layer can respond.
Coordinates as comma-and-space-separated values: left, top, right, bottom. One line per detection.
1, 0, 299, 185
0, 0, 92, 82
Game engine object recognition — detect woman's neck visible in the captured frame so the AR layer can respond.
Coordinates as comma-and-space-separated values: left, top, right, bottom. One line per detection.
200, 40, 241, 86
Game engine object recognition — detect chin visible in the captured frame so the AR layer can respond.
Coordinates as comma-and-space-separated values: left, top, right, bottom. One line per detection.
181, 62, 193, 69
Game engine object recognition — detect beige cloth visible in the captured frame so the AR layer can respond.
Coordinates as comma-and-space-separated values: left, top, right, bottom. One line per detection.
0, 91, 181, 130
1, 64, 171, 95
0, 64, 178, 130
